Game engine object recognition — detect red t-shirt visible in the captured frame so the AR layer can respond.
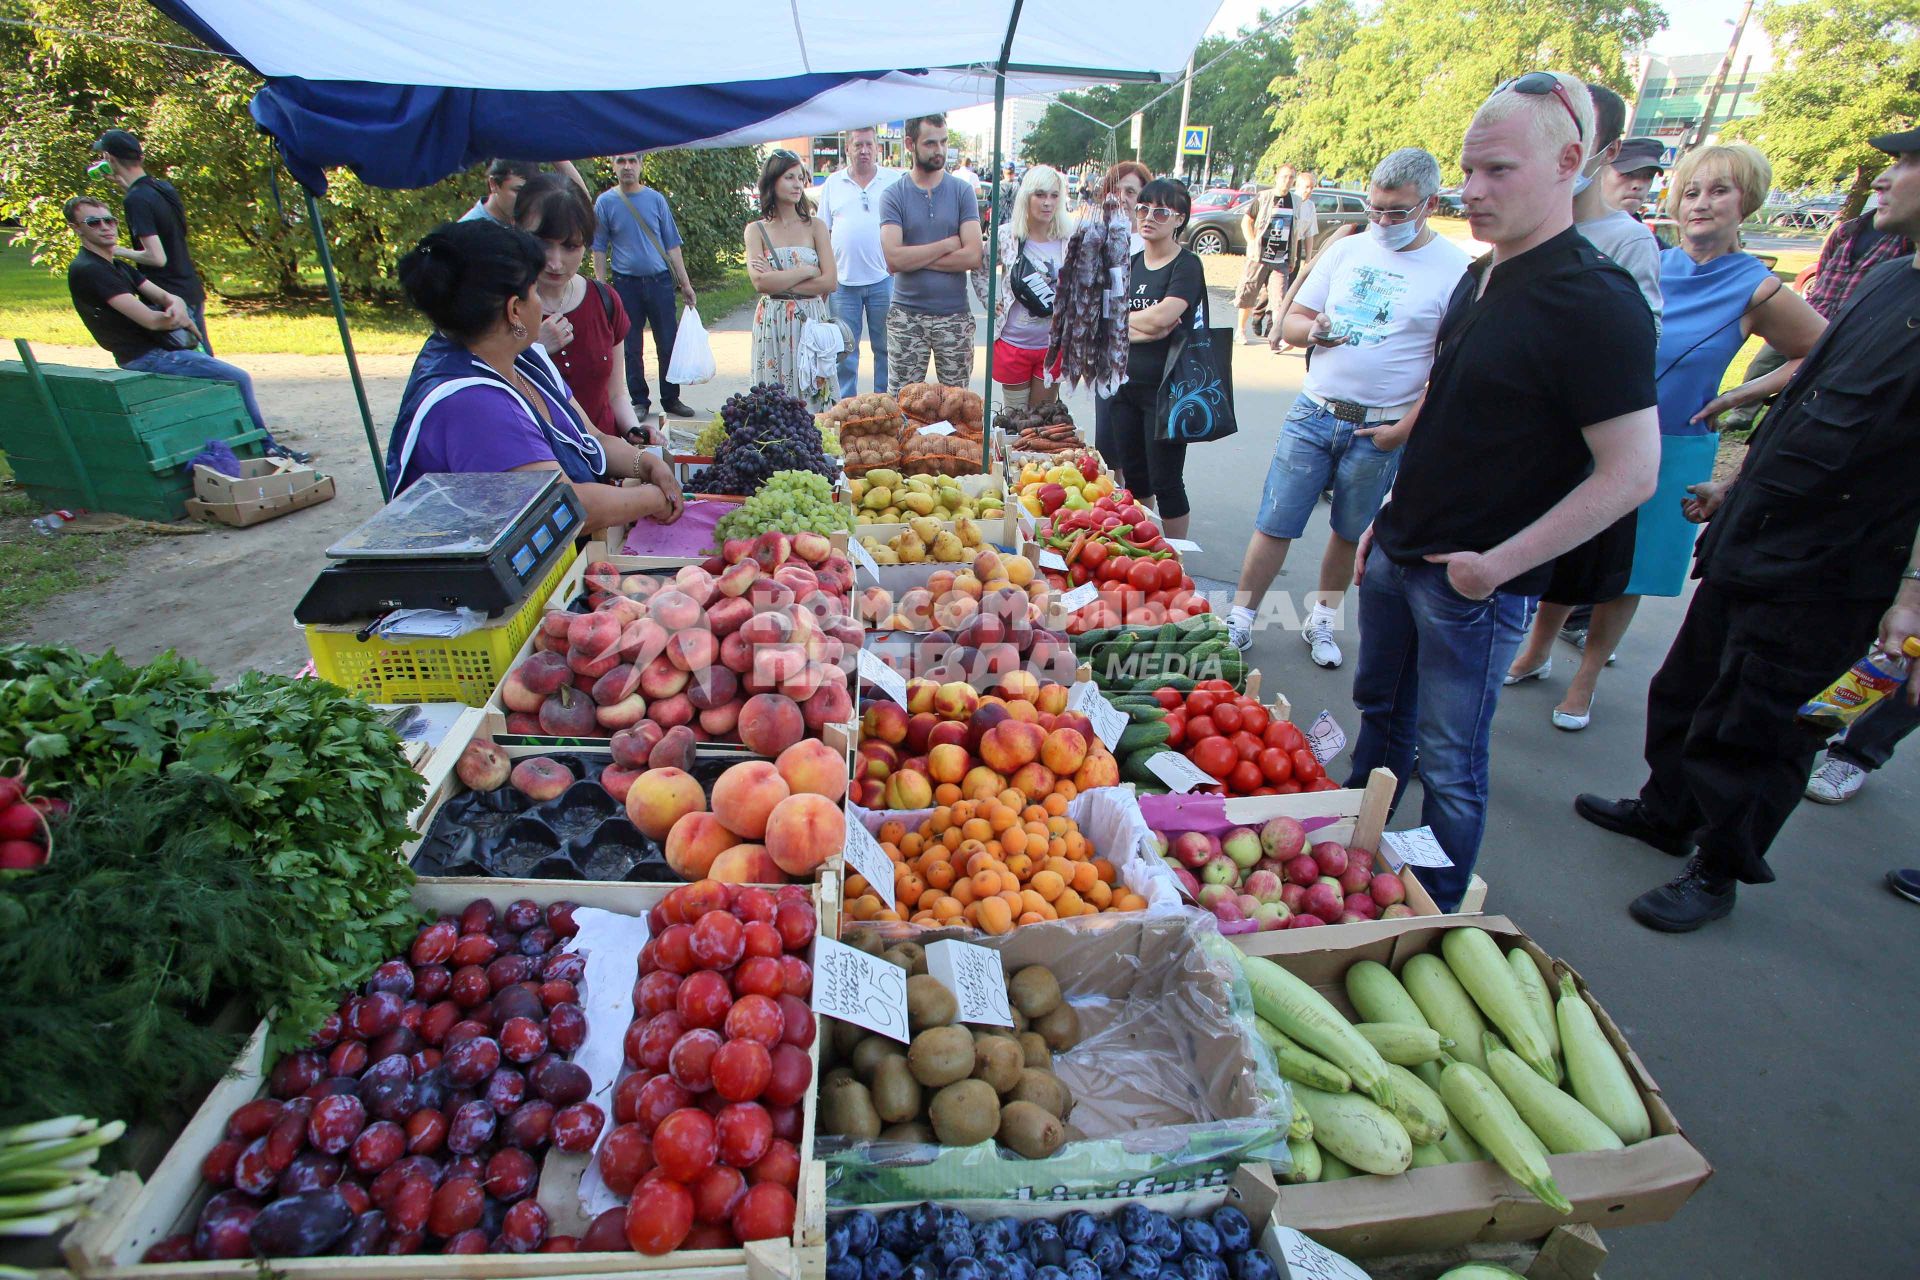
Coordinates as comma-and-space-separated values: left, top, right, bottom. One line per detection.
549, 279, 632, 434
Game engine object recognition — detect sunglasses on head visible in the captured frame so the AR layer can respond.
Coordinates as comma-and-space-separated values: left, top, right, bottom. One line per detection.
1497, 72, 1584, 140
81, 215, 116, 228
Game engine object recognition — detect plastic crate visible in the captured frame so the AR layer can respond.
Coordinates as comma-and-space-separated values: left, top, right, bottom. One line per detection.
304, 543, 578, 706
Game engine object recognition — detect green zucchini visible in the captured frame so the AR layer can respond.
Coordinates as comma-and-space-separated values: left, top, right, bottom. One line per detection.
1283, 1135, 1321, 1183
1294, 1085, 1413, 1176
1251, 1019, 1352, 1093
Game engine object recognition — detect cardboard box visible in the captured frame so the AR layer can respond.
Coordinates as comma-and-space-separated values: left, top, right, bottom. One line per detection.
1259, 914, 1713, 1258
184, 458, 334, 527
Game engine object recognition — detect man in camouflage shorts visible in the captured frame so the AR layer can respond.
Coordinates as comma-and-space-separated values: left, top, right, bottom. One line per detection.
881, 114, 983, 387
886, 309, 976, 387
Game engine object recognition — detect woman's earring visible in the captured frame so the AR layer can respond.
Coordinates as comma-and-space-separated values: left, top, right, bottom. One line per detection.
510, 322, 529, 339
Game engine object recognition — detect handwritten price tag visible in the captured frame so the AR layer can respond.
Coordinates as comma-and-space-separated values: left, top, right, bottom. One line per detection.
1166, 537, 1203, 554
924, 940, 1014, 1027
919, 420, 956, 437
1039, 549, 1068, 571
1144, 751, 1216, 794
843, 819, 897, 904
1381, 826, 1455, 869
811, 937, 911, 1043
1061, 582, 1099, 613
1068, 681, 1128, 751
1269, 1226, 1371, 1280
857, 647, 909, 707
848, 539, 882, 580
1306, 710, 1347, 765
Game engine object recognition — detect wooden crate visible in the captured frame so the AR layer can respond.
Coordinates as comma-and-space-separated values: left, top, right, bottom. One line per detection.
0, 349, 264, 521
63, 878, 830, 1280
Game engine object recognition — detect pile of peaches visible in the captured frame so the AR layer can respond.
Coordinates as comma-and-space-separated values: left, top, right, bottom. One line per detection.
853, 549, 1052, 632
854, 674, 1120, 812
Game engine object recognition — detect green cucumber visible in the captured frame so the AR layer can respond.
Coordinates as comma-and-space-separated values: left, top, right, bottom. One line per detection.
1134, 674, 1195, 694
1121, 749, 1172, 786
1116, 722, 1173, 754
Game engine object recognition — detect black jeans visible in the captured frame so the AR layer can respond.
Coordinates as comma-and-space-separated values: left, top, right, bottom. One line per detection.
1830, 687, 1920, 772
1105, 379, 1189, 519
1638, 580, 1884, 884
612, 270, 680, 411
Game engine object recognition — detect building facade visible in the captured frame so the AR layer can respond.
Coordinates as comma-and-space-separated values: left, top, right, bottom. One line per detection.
1626, 34, 1774, 156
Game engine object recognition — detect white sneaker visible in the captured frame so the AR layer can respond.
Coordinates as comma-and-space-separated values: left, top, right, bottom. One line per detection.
1228, 619, 1253, 654
1805, 756, 1867, 804
1303, 620, 1342, 668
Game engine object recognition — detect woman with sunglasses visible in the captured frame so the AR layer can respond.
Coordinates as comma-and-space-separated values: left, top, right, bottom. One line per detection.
388, 219, 683, 535
1110, 177, 1206, 538
991, 164, 1072, 413
746, 151, 839, 408
1089, 161, 1153, 474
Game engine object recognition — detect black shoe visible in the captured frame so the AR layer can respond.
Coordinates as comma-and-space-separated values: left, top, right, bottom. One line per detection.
1629, 858, 1736, 932
661, 400, 698, 419
264, 441, 313, 465
1887, 869, 1920, 905
1573, 794, 1695, 858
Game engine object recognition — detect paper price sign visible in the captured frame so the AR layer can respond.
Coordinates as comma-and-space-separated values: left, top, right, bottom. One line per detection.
843, 819, 897, 903
1038, 549, 1068, 571
1166, 537, 1203, 554
1306, 710, 1347, 765
919, 420, 956, 437
1269, 1226, 1371, 1280
1381, 826, 1455, 869
1061, 582, 1100, 613
811, 937, 910, 1043
1068, 681, 1128, 751
857, 646, 909, 707
1015, 503, 1037, 543
1144, 750, 1216, 794
924, 939, 1014, 1027
848, 538, 882, 580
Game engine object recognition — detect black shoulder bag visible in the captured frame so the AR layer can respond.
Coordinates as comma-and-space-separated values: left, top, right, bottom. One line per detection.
1156, 275, 1238, 444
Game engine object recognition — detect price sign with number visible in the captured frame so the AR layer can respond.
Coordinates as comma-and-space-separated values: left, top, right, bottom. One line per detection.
1306, 710, 1347, 765
857, 647, 909, 707
1381, 826, 1455, 869
811, 938, 911, 1043
1068, 681, 1128, 750
1145, 751, 1217, 794
1061, 582, 1099, 613
843, 819, 897, 902
925, 940, 1014, 1027
848, 538, 882, 580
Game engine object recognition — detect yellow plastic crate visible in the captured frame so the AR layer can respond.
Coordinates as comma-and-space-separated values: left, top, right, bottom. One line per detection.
304, 544, 578, 706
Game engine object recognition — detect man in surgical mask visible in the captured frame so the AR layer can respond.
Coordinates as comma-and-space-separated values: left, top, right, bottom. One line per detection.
1226, 147, 1471, 667
1573, 82, 1663, 329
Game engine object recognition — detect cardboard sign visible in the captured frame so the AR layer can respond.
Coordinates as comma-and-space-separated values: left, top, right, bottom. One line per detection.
811, 937, 911, 1043
857, 646, 909, 707
1381, 826, 1455, 869
1144, 750, 1217, 794
1166, 537, 1203, 554
1305, 710, 1347, 765
1061, 582, 1099, 613
1269, 1226, 1370, 1280
919, 421, 957, 437
848, 538, 882, 580
1039, 549, 1068, 571
924, 939, 1014, 1027
843, 818, 897, 904
1068, 680, 1127, 751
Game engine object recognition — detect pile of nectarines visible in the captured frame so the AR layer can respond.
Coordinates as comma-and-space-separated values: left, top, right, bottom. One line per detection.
855, 548, 1049, 633
619, 741, 848, 884
844, 795, 1146, 932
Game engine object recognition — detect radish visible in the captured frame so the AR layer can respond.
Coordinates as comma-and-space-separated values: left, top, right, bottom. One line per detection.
0, 802, 42, 841
0, 839, 47, 869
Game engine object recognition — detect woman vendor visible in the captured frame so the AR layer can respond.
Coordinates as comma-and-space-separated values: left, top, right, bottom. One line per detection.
386, 219, 683, 533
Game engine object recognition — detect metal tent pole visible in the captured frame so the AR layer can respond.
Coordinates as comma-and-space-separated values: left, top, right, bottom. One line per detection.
983, 0, 1026, 476
304, 188, 390, 502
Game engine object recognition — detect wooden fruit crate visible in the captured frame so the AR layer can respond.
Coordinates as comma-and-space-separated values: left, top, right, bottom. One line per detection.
63, 878, 830, 1280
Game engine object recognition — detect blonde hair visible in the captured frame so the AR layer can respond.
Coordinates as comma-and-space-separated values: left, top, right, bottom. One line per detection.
1005, 164, 1071, 244
1473, 71, 1593, 169
1664, 144, 1772, 221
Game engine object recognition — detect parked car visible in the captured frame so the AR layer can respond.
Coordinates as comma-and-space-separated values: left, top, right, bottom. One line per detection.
1193, 185, 1257, 214
1307, 187, 1371, 237
1435, 190, 1467, 218
1769, 196, 1844, 230
1182, 186, 1371, 255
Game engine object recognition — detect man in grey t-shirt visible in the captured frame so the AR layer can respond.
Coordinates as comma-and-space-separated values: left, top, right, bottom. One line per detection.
880, 114, 983, 387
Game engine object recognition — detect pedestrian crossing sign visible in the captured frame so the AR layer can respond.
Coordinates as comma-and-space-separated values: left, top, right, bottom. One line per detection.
1181, 126, 1210, 156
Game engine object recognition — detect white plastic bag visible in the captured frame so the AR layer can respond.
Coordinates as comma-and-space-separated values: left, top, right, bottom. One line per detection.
664, 307, 716, 385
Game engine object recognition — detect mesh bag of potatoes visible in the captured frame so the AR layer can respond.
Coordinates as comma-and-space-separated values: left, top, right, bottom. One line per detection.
831, 394, 908, 476
815, 913, 1292, 1203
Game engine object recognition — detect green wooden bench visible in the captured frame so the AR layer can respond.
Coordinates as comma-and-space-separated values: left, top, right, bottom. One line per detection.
0, 340, 266, 521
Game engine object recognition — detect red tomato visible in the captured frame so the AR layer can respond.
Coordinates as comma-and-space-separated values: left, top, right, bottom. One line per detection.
1268, 721, 1307, 753
1126, 558, 1160, 591
1133, 519, 1161, 541
1099, 559, 1129, 583
1191, 737, 1237, 780
1306, 777, 1341, 791
1163, 714, 1186, 748
1231, 731, 1262, 761
1187, 596, 1212, 614
1186, 715, 1217, 741
1156, 558, 1184, 591
1153, 687, 1182, 709
1228, 760, 1264, 794
1238, 703, 1271, 735
1211, 703, 1243, 733
1187, 690, 1221, 717
1290, 748, 1323, 783
1079, 541, 1109, 569
1276, 780, 1301, 794
1199, 679, 1234, 693
1258, 747, 1293, 784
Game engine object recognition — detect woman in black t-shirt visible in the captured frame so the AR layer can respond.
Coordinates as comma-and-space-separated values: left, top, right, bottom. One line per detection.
1109, 178, 1206, 537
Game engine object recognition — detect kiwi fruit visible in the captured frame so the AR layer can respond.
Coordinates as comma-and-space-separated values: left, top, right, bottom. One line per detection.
1009, 1067, 1073, 1120
1033, 1002, 1081, 1052
972, 1036, 1024, 1094
846, 929, 885, 956
906, 974, 959, 1033
821, 1077, 882, 1141
1008, 966, 1063, 1019
869, 1054, 924, 1124
1011, 1006, 1030, 1033
907, 1025, 975, 1087
1017, 1031, 1053, 1069
879, 1120, 935, 1144
851, 1034, 906, 1081
883, 942, 928, 975
971, 1025, 1018, 1042
823, 1065, 856, 1089
928, 1078, 1002, 1146
830, 1017, 868, 1060
998, 1099, 1068, 1159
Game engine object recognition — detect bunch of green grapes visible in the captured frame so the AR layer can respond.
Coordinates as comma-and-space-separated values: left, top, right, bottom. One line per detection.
817, 420, 842, 457
693, 411, 728, 456
712, 469, 853, 543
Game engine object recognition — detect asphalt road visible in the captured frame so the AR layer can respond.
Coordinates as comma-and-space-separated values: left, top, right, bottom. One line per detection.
1052, 310, 1918, 1279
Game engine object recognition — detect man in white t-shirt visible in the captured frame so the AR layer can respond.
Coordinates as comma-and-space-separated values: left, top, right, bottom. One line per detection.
819, 126, 904, 398
1574, 83, 1663, 330
1228, 148, 1470, 665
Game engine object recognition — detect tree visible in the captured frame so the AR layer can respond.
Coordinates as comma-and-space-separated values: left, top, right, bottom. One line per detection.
1726, 0, 1920, 217
1264, 0, 1666, 185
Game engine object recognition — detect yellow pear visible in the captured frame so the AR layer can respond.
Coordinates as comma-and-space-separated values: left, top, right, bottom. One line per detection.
900, 491, 936, 516
870, 545, 901, 565
931, 531, 966, 562
868, 468, 903, 488
908, 516, 942, 545
891, 529, 928, 563
861, 486, 892, 511
953, 517, 984, 549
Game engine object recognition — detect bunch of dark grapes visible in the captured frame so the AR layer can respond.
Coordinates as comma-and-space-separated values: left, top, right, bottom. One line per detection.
691, 383, 838, 495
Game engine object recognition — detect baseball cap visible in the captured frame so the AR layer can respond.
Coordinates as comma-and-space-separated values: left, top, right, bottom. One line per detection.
92, 129, 142, 161
1869, 125, 1920, 155
1612, 138, 1667, 173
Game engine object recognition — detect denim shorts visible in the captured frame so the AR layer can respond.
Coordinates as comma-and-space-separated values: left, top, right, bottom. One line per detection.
1255, 397, 1403, 542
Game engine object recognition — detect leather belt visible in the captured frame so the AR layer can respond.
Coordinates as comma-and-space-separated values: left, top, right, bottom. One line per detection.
1304, 389, 1418, 424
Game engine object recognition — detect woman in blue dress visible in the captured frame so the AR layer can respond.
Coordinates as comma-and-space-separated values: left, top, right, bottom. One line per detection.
1531, 144, 1826, 728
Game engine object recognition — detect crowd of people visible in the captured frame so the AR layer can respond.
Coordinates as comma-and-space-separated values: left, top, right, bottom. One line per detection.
53, 95, 1920, 928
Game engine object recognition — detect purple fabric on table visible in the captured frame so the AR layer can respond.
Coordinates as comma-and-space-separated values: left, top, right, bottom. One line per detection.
405, 384, 556, 485
620, 498, 733, 557
1134, 792, 1341, 841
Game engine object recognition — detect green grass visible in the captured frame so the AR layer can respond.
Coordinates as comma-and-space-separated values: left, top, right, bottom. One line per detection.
0, 242, 754, 357
0, 487, 142, 633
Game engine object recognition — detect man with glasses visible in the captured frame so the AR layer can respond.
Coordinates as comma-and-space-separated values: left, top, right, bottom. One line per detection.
1344, 72, 1661, 911
819, 127, 903, 398
593, 153, 699, 420
1228, 148, 1469, 668
91, 129, 213, 354
63, 195, 283, 453
880, 115, 984, 388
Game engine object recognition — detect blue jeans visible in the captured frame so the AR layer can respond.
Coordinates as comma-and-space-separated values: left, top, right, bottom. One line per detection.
1345, 547, 1528, 909
833, 279, 892, 399
188, 301, 212, 355
1256, 398, 1403, 541
611, 270, 679, 411
122, 347, 266, 435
